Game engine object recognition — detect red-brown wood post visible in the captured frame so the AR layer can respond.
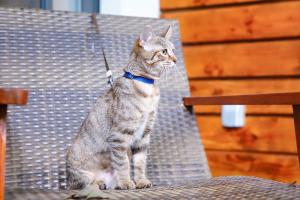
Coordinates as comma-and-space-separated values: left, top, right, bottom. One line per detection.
293, 105, 300, 166
0, 88, 28, 200
0, 105, 7, 200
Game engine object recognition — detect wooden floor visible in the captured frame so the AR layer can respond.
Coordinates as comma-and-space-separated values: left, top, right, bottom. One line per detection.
161, 0, 300, 183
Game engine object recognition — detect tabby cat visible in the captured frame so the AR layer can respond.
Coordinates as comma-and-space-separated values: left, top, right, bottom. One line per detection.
66, 25, 176, 190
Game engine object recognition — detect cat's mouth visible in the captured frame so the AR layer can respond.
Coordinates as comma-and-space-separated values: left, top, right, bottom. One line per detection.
162, 61, 176, 69
146, 60, 175, 67
145, 59, 157, 65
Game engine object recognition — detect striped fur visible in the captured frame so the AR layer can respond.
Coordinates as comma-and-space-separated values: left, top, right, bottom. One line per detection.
66, 26, 176, 190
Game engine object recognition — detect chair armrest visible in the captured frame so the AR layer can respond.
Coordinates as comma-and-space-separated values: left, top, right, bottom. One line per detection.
0, 88, 28, 105
0, 88, 28, 200
183, 92, 300, 106
183, 92, 300, 166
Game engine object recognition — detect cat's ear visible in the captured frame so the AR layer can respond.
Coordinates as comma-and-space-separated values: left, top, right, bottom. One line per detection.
161, 25, 172, 40
139, 25, 153, 47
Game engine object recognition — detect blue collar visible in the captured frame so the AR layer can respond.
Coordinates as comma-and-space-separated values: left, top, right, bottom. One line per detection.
123, 71, 154, 84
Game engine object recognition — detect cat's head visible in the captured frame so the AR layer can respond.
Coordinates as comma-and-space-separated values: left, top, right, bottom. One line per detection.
127, 25, 177, 79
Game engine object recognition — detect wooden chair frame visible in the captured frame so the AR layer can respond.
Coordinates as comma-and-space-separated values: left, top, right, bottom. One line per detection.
0, 89, 28, 200
183, 92, 300, 165
1, 89, 300, 200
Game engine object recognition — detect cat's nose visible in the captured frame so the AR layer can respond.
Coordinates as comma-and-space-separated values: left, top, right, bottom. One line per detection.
171, 56, 177, 63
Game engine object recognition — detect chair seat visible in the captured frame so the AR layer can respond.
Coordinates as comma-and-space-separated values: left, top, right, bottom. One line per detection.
6, 176, 300, 200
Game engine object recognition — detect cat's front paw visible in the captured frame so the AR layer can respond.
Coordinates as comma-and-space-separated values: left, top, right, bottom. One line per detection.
134, 179, 152, 189
115, 180, 136, 190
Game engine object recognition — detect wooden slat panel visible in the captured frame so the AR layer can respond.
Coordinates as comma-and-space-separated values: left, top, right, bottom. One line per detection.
160, 0, 261, 10
190, 79, 300, 114
194, 105, 292, 114
184, 92, 300, 105
184, 40, 300, 78
293, 105, 300, 165
190, 79, 300, 96
161, 1, 300, 43
197, 115, 297, 153
206, 150, 300, 183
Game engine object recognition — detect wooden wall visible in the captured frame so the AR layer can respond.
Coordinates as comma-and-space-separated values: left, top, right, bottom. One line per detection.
161, 0, 300, 183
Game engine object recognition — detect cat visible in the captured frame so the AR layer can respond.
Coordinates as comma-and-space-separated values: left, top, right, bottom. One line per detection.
66, 25, 176, 190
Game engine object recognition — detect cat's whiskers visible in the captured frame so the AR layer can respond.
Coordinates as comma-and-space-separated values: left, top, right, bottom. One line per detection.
173, 64, 186, 83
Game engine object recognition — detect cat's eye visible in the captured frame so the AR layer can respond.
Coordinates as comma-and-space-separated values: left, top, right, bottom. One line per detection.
162, 49, 168, 55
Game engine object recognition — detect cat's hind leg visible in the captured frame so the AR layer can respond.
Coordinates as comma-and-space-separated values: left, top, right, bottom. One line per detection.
68, 184, 111, 199
94, 170, 116, 190
66, 165, 95, 190
66, 167, 112, 199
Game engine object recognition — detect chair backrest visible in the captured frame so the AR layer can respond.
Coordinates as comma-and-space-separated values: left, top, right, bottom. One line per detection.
0, 8, 210, 189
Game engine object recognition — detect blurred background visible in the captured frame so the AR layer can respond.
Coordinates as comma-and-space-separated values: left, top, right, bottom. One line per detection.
1, 0, 299, 183
160, 0, 300, 184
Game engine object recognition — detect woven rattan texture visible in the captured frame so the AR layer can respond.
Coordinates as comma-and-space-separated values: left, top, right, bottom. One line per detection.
0, 8, 210, 189
6, 176, 300, 200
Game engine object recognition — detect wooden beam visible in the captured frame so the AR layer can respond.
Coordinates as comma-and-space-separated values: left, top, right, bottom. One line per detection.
161, 0, 261, 10
0, 89, 28, 105
184, 92, 300, 165
162, 1, 300, 43
0, 105, 7, 200
189, 79, 300, 114
183, 92, 300, 106
194, 105, 292, 115
206, 150, 300, 183
197, 115, 297, 153
293, 105, 300, 165
189, 79, 300, 97
184, 40, 300, 78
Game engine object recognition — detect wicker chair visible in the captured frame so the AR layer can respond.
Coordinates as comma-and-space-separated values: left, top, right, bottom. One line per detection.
1, 8, 300, 200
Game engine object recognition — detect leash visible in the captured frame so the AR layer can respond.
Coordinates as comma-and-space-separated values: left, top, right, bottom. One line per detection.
91, 14, 114, 87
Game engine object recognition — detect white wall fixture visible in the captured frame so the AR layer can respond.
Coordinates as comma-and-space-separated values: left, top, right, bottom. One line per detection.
101, 0, 160, 18
52, 0, 81, 12
221, 105, 246, 128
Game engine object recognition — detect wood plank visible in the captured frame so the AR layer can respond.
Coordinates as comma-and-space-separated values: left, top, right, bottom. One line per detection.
184, 40, 300, 78
197, 115, 297, 153
161, 0, 263, 10
190, 79, 300, 97
184, 92, 300, 105
0, 88, 28, 105
293, 105, 300, 165
190, 79, 300, 114
0, 105, 7, 200
161, 1, 300, 43
194, 105, 292, 114
161, 0, 262, 10
206, 150, 300, 183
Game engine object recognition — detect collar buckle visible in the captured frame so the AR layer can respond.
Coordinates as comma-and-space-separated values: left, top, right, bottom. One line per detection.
127, 73, 134, 79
